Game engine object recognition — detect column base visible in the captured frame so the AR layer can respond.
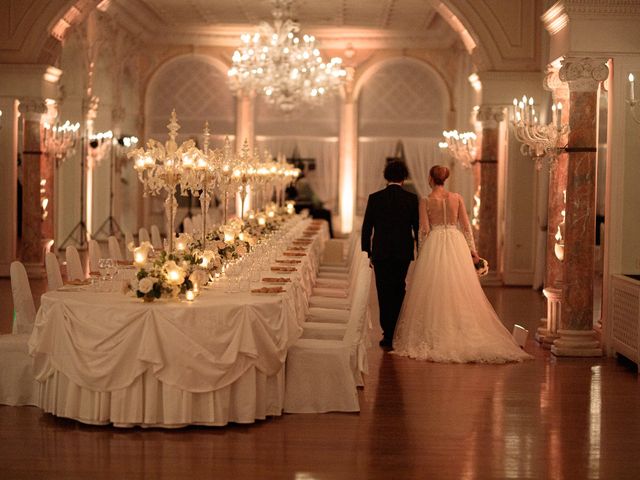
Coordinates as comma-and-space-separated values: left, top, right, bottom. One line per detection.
480, 271, 502, 286
535, 321, 559, 349
23, 262, 45, 279
551, 329, 602, 357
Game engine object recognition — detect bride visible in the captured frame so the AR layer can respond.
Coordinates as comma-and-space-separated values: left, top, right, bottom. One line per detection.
392, 165, 532, 363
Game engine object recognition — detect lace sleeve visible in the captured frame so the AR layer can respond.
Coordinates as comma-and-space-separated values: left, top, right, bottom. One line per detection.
457, 194, 477, 253
419, 197, 430, 243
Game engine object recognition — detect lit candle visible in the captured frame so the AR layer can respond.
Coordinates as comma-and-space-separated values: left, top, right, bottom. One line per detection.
629, 73, 636, 102
185, 290, 195, 301
175, 237, 187, 252
556, 102, 563, 127
167, 269, 181, 284
551, 103, 557, 127
133, 247, 148, 267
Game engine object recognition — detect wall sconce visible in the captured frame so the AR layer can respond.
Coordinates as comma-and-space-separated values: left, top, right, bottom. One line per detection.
43, 120, 81, 166
554, 190, 566, 261
628, 73, 640, 125
40, 179, 49, 220
439, 130, 477, 169
510, 95, 568, 169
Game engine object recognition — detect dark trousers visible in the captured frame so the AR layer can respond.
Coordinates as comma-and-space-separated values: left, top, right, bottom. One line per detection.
373, 258, 411, 341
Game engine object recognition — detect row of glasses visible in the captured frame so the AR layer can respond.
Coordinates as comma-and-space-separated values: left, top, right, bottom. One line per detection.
97, 258, 119, 292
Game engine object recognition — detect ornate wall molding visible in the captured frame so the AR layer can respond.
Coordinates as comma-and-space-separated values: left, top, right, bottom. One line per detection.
564, 0, 640, 16
559, 57, 609, 92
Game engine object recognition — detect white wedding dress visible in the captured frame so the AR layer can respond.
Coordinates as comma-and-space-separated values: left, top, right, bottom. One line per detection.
393, 192, 532, 363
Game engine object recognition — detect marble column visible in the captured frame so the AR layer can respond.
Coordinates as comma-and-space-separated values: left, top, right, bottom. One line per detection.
552, 57, 608, 357
476, 105, 505, 284
18, 97, 48, 277
0, 98, 19, 277
537, 70, 570, 347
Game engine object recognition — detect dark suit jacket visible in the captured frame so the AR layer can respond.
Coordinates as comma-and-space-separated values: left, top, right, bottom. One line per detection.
361, 184, 420, 262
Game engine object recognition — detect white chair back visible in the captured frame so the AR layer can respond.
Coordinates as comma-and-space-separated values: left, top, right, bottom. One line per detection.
138, 227, 150, 244
108, 236, 123, 261
45, 252, 63, 291
124, 231, 134, 261
10, 261, 36, 334
183, 216, 193, 234
65, 246, 85, 281
88, 239, 102, 274
150, 225, 163, 249
343, 253, 373, 344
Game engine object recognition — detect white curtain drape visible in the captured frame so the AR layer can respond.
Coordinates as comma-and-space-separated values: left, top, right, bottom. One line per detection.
402, 138, 444, 197
357, 137, 452, 213
255, 136, 339, 211
356, 138, 397, 213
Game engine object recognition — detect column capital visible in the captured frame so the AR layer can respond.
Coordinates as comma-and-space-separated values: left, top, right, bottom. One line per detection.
544, 67, 570, 102
559, 57, 609, 92
476, 105, 505, 128
18, 97, 47, 120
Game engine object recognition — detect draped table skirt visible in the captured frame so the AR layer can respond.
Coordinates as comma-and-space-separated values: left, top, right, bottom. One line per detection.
29, 218, 328, 427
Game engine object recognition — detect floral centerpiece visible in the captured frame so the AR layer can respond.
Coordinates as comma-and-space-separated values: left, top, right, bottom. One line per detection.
125, 246, 221, 302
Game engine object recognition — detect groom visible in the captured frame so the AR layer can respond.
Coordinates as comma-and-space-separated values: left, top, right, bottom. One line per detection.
361, 160, 419, 348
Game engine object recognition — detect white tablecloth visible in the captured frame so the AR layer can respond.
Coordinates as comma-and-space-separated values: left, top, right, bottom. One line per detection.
28, 219, 328, 427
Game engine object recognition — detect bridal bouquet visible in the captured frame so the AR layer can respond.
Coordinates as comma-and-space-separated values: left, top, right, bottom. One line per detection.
474, 257, 490, 276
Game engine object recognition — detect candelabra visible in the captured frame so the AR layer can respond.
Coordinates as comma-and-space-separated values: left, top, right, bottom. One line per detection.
511, 95, 569, 169
439, 130, 477, 168
217, 137, 241, 224
628, 73, 640, 125
179, 122, 220, 248
129, 110, 195, 252
232, 139, 256, 220
43, 120, 81, 165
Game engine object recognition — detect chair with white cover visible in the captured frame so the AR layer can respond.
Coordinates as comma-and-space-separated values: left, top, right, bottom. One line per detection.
284, 260, 372, 413
108, 235, 123, 261
138, 227, 151, 244
65, 246, 85, 281
150, 224, 163, 249
88, 239, 102, 275
45, 251, 63, 291
0, 261, 39, 406
183, 216, 194, 234
308, 252, 366, 311
10, 261, 36, 335
303, 254, 370, 337
123, 230, 135, 261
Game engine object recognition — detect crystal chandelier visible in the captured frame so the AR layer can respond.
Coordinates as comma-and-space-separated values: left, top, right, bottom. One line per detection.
228, 0, 347, 113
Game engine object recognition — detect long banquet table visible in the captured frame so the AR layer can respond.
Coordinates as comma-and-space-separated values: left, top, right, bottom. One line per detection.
28, 219, 327, 427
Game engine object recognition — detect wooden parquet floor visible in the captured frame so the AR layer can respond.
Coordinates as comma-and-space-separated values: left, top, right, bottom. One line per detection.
1, 282, 640, 479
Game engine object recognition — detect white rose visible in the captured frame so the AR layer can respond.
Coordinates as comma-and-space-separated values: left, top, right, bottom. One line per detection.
138, 277, 155, 294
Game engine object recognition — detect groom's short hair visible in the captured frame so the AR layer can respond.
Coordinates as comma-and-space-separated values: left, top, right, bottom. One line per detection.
384, 160, 409, 183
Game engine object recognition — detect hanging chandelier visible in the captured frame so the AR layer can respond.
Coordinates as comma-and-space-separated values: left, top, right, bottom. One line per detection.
227, 0, 347, 113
